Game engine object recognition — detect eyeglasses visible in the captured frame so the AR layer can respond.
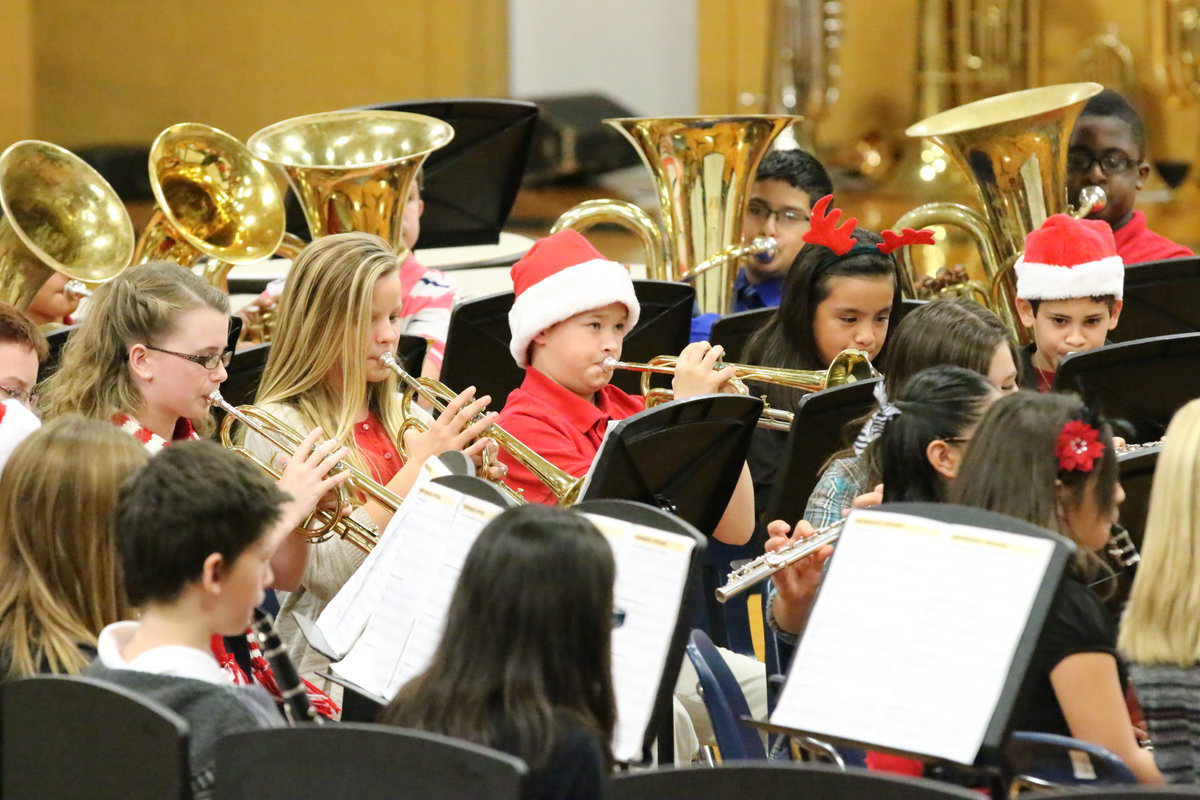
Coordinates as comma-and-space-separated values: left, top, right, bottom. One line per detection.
941, 436, 972, 446
1066, 150, 1139, 176
145, 345, 233, 371
0, 385, 36, 408
746, 201, 811, 231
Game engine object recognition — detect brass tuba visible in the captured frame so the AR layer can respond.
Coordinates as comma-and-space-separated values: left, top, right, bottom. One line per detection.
0, 140, 134, 309
892, 82, 1105, 341
550, 116, 797, 315
132, 123, 298, 290
247, 110, 453, 252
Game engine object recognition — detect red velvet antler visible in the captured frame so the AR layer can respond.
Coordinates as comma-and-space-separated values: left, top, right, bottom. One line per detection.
801, 195, 858, 256
878, 227, 936, 254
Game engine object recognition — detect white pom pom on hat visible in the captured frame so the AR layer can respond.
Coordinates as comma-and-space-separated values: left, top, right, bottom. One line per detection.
507, 230, 640, 367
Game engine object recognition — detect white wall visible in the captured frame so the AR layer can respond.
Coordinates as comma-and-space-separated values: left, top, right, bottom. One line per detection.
508, 0, 698, 116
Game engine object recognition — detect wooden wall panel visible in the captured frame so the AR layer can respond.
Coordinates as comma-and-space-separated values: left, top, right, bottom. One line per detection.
0, 0, 35, 146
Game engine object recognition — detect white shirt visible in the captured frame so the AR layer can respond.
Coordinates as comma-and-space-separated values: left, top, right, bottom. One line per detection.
96, 621, 231, 686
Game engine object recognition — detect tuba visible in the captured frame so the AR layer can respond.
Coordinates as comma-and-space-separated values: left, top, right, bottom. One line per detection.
551, 116, 797, 315
892, 82, 1105, 341
132, 122, 299, 290
247, 110, 453, 252
0, 140, 134, 309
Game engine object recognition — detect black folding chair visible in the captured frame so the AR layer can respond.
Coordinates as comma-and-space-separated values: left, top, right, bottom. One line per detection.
441, 280, 694, 405
1053, 332, 1200, 442
214, 723, 526, 800
710, 307, 773, 361
609, 762, 980, 800
1, 674, 190, 800
1109, 256, 1200, 343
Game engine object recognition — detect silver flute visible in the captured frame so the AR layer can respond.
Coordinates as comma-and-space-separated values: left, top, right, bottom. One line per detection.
715, 520, 844, 603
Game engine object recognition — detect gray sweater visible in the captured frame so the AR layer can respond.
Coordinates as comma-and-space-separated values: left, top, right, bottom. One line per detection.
84, 663, 282, 799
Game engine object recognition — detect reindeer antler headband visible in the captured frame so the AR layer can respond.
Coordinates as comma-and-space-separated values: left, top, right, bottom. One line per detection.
801, 195, 936, 257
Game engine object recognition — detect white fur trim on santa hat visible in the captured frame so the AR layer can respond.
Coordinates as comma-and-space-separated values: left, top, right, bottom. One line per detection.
508, 257, 641, 367
0, 399, 41, 476
1015, 254, 1124, 301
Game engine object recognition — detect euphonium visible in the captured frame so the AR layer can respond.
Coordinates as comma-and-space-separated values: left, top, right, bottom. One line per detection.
209, 390, 401, 553
893, 82, 1106, 342
247, 110, 453, 252
0, 140, 134, 309
132, 123, 301, 290
377, 352, 583, 506
550, 116, 796, 315
603, 348, 880, 431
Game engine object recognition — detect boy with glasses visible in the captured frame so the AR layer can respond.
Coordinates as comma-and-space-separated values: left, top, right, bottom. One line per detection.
691, 149, 833, 341
0, 302, 47, 470
1067, 89, 1192, 264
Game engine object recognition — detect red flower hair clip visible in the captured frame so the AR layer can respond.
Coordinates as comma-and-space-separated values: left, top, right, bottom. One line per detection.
802, 195, 858, 255
1055, 420, 1106, 473
878, 227, 937, 254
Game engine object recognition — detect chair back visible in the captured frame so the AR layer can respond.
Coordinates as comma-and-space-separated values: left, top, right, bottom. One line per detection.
1003, 731, 1136, 793
441, 280, 694, 406
685, 628, 765, 760
213, 722, 526, 800
1, 674, 190, 800
710, 307, 773, 361
609, 762, 981, 800
1110, 256, 1200, 343
37, 323, 78, 381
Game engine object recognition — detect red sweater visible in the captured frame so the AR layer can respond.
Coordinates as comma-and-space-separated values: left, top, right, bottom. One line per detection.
1113, 211, 1192, 265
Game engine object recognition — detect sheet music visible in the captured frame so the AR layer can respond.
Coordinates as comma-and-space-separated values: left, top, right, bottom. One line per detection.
585, 513, 696, 764
770, 509, 1056, 765
314, 456, 457, 657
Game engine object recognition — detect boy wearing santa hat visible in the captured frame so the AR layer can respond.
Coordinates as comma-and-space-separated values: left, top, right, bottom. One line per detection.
1015, 214, 1124, 392
0, 302, 47, 473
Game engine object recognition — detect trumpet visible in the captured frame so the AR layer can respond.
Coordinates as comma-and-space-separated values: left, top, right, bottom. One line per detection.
717, 519, 844, 602
377, 352, 583, 506
209, 390, 401, 553
603, 348, 880, 430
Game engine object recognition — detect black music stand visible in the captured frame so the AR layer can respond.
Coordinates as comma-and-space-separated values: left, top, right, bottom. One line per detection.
1053, 333, 1200, 442
37, 323, 78, 381
575, 499, 707, 767
1097, 444, 1160, 615
763, 378, 881, 526
709, 307, 772, 361
1109, 256, 1200, 343
440, 281, 695, 405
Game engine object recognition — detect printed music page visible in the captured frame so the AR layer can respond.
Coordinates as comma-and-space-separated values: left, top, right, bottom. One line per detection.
329, 483, 467, 697
585, 513, 696, 764
770, 509, 1055, 765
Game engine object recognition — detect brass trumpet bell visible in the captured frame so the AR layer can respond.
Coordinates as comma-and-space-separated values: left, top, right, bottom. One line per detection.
894, 82, 1104, 340
0, 140, 134, 309
552, 116, 797, 315
133, 123, 290, 288
247, 110, 454, 253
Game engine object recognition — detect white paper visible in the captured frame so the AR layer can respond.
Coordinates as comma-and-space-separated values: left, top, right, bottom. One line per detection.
770, 509, 1056, 765
586, 513, 696, 763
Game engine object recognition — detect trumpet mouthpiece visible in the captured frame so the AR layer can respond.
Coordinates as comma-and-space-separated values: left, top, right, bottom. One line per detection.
601, 357, 620, 369
206, 390, 225, 407
378, 351, 397, 366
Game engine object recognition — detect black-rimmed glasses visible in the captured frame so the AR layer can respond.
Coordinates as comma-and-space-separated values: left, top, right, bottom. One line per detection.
145, 345, 233, 371
746, 201, 811, 231
1066, 150, 1139, 176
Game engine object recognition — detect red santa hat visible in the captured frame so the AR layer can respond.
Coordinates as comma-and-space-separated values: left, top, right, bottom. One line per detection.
508, 230, 640, 367
0, 399, 41, 475
1015, 214, 1124, 301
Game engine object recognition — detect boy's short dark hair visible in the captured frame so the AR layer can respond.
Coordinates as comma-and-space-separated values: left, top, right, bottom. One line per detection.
1028, 295, 1119, 315
116, 440, 288, 606
0, 302, 49, 361
754, 149, 833, 206
1079, 89, 1147, 157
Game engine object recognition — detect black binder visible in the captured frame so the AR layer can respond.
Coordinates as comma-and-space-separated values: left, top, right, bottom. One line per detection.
1109, 256, 1200, 343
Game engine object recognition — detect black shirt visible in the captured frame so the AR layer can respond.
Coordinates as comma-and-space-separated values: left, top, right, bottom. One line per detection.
495, 714, 608, 800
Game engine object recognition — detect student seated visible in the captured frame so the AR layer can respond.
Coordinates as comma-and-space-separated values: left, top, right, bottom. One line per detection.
86, 441, 311, 798
382, 505, 613, 800
691, 149, 833, 341
0, 416, 148, 678
1067, 88, 1192, 264
1014, 214, 1124, 392
0, 301, 47, 471
1120, 398, 1200, 784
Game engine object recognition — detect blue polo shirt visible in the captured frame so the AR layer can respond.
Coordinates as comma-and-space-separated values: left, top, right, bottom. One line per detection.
690, 268, 784, 342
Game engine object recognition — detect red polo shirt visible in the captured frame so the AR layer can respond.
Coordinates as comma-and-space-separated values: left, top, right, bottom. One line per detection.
496, 367, 645, 505
1113, 211, 1192, 264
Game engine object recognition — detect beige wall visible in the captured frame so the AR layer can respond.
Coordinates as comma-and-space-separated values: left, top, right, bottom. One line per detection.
0, 0, 35, 146
24, 0, 508, 148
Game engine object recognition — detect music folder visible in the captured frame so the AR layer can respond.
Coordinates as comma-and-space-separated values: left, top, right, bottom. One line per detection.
759, 503, 1075, 769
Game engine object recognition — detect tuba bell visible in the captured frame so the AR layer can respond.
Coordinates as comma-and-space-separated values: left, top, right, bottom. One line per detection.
0, 140, 134, 310
246, 110, 454, 253
132, 122, 299, 290
550, 116, 797, 315
892, 82, 1106, 342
